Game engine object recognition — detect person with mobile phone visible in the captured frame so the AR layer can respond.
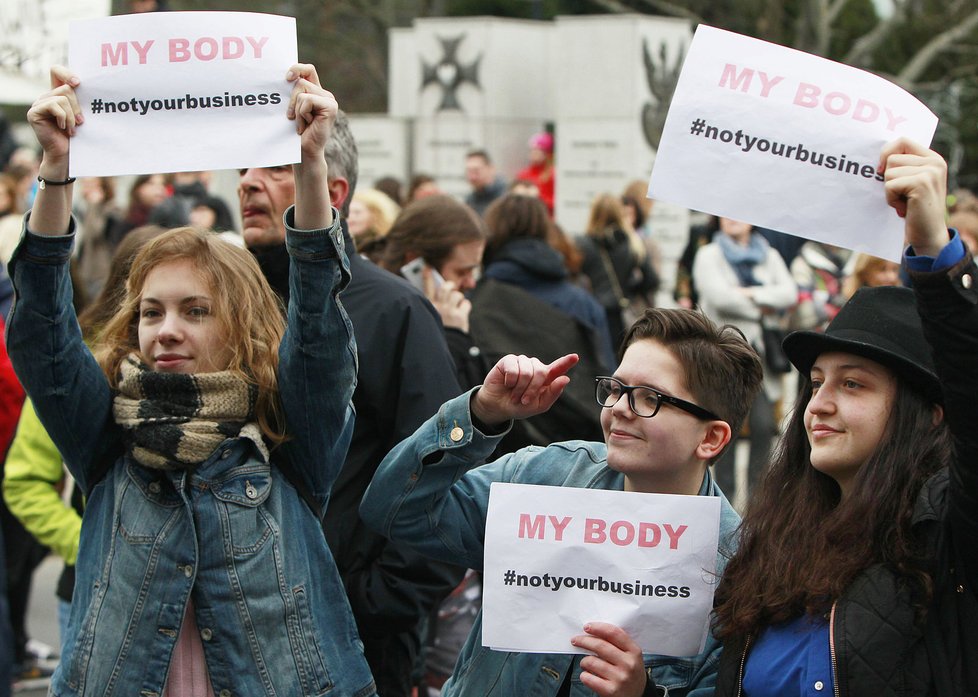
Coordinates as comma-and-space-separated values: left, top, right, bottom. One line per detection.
380, 195, 489, 391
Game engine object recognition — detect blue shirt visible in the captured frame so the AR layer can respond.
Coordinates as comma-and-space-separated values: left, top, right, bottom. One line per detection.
742, 615, 833, 697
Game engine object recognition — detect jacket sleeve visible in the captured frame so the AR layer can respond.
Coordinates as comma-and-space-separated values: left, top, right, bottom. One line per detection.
692, 245, 758, 321
276, 206, 357, 511
2, 398, 82, 563
750, 249, 797, 310
341, 275, 465, 629
5, 218, 117, 494
910, 252, 978, 589
360, 389, 521, 572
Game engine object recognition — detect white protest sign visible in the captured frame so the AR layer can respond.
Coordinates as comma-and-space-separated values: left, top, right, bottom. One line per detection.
483, 482, 721, 656
649, 25, 938, 262
68, 12, 298, 177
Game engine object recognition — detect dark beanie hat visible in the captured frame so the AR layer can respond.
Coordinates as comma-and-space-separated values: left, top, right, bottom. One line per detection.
782, 285, 941, 404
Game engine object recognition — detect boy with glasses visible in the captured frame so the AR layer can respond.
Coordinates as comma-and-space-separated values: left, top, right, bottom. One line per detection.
361, 309, 763, 697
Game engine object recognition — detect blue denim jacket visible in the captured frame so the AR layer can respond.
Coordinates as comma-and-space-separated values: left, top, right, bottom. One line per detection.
6, 209, 376, 697
360, 391, 740, 697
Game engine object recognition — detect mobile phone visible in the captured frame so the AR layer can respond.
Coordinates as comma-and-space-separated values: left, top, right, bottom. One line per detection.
400, 258, 444, 292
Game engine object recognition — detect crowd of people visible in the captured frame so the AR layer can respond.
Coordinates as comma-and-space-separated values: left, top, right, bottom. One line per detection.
0, 50, 974, 697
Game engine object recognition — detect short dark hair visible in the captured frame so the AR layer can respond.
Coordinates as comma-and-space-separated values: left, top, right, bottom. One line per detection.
466, 149, 492, 165
620, 308, 763, 445
323, 110, 358, 218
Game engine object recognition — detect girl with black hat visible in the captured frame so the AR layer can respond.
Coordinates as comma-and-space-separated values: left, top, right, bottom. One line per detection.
713, 138, 978, 696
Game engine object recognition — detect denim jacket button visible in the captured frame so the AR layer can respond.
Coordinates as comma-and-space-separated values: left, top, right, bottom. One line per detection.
219, 690, 231, 697
200, 627, 213, 641
221, 449, 232, 459
245, 481, 258, 499
149, 481, 161, 494
183, 565, 193, 578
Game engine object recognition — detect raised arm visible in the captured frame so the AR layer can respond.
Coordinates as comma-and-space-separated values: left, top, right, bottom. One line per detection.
287, 63, 335, 232
7, 68, 117, 492
25, 66, 82, 236
882, 138, 978, 588
276, 65, 356, 509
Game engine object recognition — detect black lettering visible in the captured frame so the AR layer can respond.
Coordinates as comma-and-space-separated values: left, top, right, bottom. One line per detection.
231, 94, 244, 107
245, 94, 257, 106
270, 93, 282, 105
679, 586, 691, 598
654, 585, 667, 597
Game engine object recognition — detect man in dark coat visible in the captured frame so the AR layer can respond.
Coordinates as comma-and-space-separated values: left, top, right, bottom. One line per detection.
238, 110, 464, 696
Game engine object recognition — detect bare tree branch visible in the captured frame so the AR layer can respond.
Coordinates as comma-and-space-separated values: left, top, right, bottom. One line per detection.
898, 8, 978, 86
842, 0, 907, 68
825, 0, 850, 26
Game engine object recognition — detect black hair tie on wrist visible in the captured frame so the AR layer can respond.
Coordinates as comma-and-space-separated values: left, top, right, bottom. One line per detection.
37, 174, 77, 189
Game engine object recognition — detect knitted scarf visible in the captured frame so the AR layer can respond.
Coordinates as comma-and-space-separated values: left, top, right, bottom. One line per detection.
715, 231, 768, 288
113, 355, 269, 470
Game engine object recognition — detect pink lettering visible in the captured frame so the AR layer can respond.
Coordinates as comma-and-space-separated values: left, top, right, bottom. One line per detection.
885, 107, 908, 131
757, 71, 784, 98
246, 36, 268, 58
638, 522, 662, 548
548, 515, 572, 542
101, 42, 128, 67
663, 524, 688, 550
824, 91, 851, 116
718, 64, 754, 92
610, 521, 635, 546
130, 40, 154, 65
793, 82, 821, 108
169, 38, 191, 62
518, 514, 546, 540
223, 36, 244, 59
852, 99, 880, 123
584, 518, 606, 544
195, 37, 219, 61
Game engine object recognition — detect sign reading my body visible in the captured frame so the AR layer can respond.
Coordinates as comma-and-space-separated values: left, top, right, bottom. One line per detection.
101, 36, 269, 67
719, 63, 907, 131
518, 514, 688, 550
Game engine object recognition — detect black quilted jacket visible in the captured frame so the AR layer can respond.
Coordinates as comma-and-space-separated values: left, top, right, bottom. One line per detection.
715, 254, 978, 697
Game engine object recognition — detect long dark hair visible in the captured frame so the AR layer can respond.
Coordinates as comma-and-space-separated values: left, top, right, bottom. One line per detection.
714, 375, 952, 639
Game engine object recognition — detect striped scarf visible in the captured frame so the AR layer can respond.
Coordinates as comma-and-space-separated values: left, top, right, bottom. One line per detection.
113, 355, 269, 470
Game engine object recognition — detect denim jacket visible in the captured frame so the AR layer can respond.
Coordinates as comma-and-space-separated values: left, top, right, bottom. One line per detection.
360, 390, 740, 697
6, 208, 376, 697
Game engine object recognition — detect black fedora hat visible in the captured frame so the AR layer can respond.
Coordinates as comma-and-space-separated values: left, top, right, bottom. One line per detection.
782, 286, 942, 403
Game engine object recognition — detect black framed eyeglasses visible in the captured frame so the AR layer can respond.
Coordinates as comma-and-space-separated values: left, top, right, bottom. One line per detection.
594, 376, 721, 421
